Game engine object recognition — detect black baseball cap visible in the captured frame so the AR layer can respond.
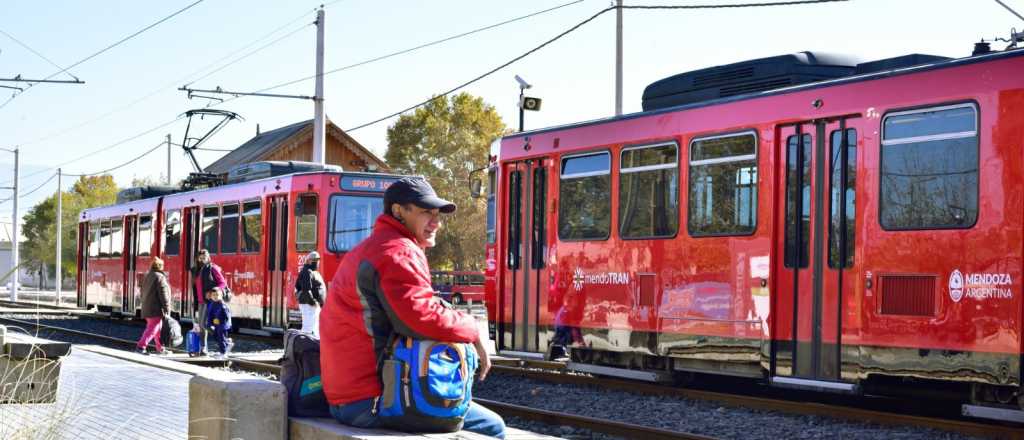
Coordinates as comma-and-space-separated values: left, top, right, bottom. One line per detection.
384, 177, 457, 214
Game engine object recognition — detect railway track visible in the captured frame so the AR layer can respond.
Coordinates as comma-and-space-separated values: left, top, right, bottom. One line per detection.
489, 363, 1024, 440
0, 315, 281, 376
4, 308, 1018, 439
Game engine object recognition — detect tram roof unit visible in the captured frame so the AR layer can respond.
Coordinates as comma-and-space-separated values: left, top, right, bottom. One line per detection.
79, 169, 405, 222
501, 48, 1024, 143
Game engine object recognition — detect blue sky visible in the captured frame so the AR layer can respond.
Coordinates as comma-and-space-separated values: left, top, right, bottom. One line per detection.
0, 0, 1020, 225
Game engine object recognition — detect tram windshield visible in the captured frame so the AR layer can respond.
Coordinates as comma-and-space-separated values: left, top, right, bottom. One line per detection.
328, 195, 383, 252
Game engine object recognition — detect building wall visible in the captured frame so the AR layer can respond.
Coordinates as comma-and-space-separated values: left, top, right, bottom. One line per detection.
262, 130, 378, 171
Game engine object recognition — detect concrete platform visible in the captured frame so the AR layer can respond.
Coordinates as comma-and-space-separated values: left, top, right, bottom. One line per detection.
0, 346, 191, 439
291, 417, 562, 440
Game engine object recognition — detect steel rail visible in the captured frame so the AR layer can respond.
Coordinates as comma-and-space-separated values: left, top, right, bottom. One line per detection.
490, 365, 1024, 440
0, 315, 282, 375
474, 397, 719, 440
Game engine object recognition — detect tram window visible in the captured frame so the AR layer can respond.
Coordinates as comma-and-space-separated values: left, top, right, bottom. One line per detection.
784, 134, 811, 268
202, 206, 220, 255
221, 203, 239, 254
507, 170, 522, 269
559, 152, 611, 240
829, 129, 857, 268
110, 219, 123, 258
98, 220, 111, 258
486, 169, 497, 244
327, 195, 382, 252
138, 215, 153, 257
89, 221, 101, 258
619, 143, 679, 239
295, 194, 318, 252
241, 201, 262, 253
881, 104, 978, 230
165, 210, 181, 255
688, 133, 758, 236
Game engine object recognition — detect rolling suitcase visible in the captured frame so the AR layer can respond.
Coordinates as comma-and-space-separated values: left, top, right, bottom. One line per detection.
186, 328, 203, 357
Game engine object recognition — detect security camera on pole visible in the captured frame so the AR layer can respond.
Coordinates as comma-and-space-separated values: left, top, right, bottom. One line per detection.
515, 75, 541, 132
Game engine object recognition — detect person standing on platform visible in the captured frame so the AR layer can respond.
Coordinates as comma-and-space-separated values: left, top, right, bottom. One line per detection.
136, 258, 171, 355
295, 251, 325, 337
192, 249, 226, 355
205, 287, 233, 358
320, 177, 506, 439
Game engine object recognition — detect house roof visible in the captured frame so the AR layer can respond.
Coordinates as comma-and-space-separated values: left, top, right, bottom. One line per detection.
203, 119, 386, 174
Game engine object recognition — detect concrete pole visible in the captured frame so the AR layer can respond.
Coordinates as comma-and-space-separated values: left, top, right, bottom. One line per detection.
10, 147, 18, 302
615, 0, 623, 116
312, 8, 327, 165
55, 168, 61, 306
166, 133, 172, 185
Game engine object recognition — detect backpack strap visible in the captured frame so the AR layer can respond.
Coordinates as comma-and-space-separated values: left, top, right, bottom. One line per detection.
372, 332, 399, 415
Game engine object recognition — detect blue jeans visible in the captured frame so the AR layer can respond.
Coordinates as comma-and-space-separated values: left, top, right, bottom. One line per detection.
330, 398, 506, 439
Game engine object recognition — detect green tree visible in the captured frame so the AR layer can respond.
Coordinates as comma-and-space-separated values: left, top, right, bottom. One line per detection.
20, 175, 118, 285
385, 93, 505, 270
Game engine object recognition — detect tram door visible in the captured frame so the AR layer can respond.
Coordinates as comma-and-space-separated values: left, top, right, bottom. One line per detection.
122, 215, 139, 314
181, 207, 202, 317
500, 158, 550, 355
264, 196, 289, 329
77, 223, 89, 308
772, 116, 859, 391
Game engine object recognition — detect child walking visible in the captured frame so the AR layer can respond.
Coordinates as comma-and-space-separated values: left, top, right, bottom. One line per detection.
205, 288, 233, 358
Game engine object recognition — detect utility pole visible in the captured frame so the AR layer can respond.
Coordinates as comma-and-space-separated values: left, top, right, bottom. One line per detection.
11, 148, 18, 302
55, 168, 61, 306
615, 0, 623, 116
312, 7, 327, 165
166, 133, 172, 185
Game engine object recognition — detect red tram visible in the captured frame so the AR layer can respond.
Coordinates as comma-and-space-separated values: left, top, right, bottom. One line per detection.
484, 48, 1024, 414
76, 164, 402, 331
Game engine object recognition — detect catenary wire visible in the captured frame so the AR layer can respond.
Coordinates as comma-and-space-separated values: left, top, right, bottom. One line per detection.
0, 0, 206, 110
344, 0, 848, 132
64, 140, 168, 177
182, 21, 313, 88
0, 28, 76, 79
0, 172, 58, 205
249, 0, 587, 94
17, 9, 316, 148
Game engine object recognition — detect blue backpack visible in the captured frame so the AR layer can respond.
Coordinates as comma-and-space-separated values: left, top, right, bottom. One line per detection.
377, 336, 478, 432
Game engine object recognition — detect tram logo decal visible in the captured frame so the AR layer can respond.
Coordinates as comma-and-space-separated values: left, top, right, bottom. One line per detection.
572, 267, 630, 291
949, 269, 1013, 302
948, 270, 964, 303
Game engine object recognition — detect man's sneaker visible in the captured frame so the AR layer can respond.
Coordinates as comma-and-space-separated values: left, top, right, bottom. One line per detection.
134, 347, 147, 355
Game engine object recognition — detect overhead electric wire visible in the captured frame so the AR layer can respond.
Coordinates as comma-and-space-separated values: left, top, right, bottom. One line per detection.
251, 0, 587, 94
65, 140, 167, 177
182, 21, 313, 88
0, 172, 58, 206
0, 116, 185, 187
17, 9, 315, 148
0, 0, 206, 110
0, 28, 76, 79
343, 0, 849, 133
993, 0, 1024, 21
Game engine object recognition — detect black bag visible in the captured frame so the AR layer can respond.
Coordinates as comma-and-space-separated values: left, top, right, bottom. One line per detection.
280, 329, 330, 417
160, 315, 183, 347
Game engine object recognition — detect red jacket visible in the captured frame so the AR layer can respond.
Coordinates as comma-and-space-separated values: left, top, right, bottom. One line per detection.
192, 263, 226, 305
320, 214, 479, 405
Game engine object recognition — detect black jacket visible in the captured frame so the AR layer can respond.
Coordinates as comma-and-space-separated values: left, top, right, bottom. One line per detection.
140, 270, 170, 318
295, 264, 325, 306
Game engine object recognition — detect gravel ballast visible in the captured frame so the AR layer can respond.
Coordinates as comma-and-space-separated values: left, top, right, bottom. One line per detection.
474, 372, 982, 440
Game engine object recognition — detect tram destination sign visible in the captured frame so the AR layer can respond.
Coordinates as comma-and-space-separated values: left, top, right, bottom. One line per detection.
340, 176, 399, 192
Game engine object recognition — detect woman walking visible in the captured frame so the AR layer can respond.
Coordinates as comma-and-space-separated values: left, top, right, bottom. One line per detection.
136, 257, 172, 355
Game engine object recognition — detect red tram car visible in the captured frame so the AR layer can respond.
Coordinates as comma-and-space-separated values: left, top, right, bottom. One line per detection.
76, 164, 402, 331
484, 48, 1024, 415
